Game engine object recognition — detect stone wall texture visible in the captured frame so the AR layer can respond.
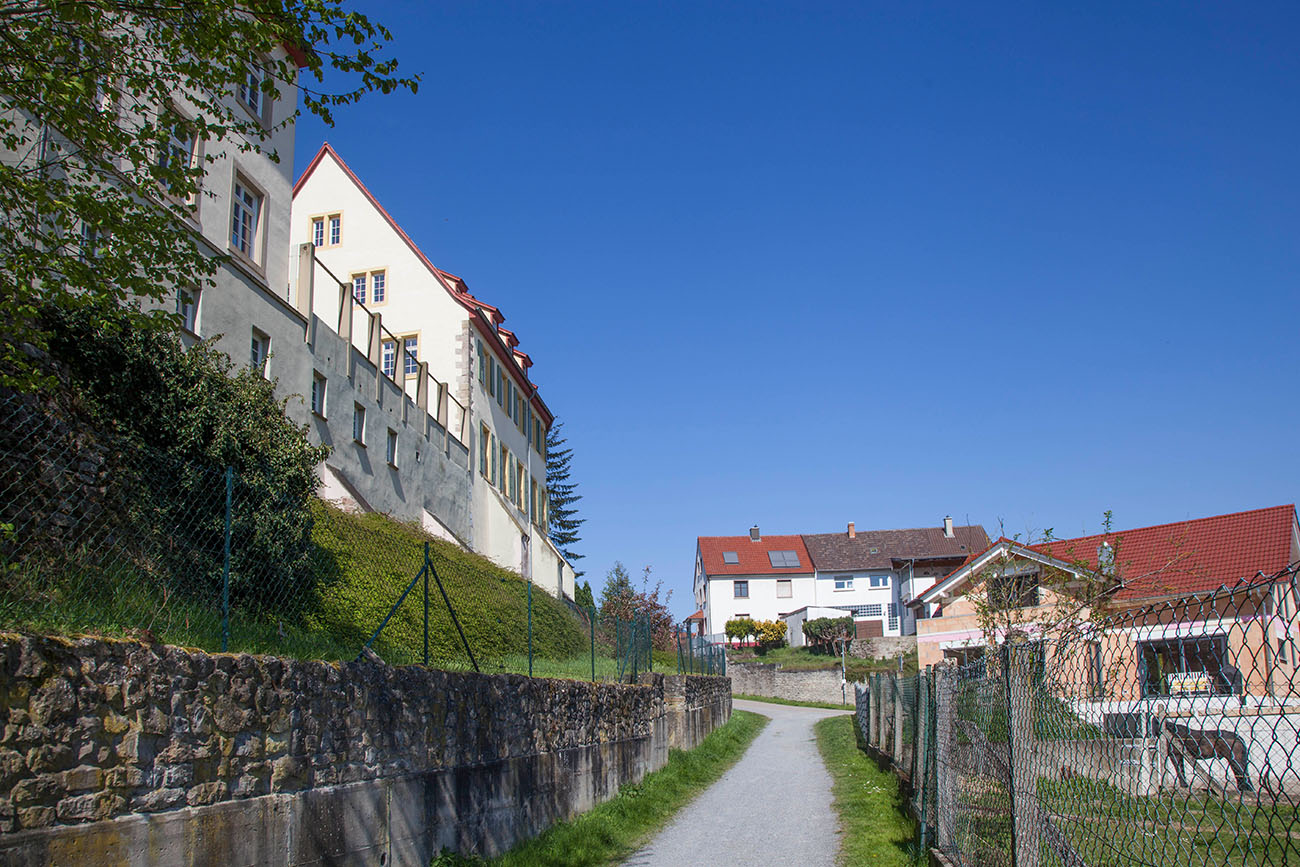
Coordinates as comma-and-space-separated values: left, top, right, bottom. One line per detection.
0, 635, 730, 866
727, 661, 859, 706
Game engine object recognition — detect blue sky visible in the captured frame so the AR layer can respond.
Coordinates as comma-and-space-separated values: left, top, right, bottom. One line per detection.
294, 1, 1300, 618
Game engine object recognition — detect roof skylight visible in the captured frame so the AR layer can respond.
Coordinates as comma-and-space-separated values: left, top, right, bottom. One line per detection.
768, 550, 801, 568
722, 551, 739, 564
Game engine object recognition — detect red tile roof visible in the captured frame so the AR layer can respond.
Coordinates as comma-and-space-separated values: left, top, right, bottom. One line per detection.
1031, 504, 1297, 602
698, 534, 813, 575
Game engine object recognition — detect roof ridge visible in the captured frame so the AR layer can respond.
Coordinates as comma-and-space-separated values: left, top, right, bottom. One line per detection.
803, 523, 985, 537
1043, 504, 1296, 545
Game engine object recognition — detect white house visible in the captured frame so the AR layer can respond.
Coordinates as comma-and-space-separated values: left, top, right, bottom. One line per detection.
695, 519, 989, 642
290, 144, 575, 599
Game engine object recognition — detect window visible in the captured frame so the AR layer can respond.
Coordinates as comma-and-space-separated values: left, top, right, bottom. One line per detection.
237, 66, 268, 122
777, 579, 792, 598
488, 357, 496, 398
352, 273, 367, 304
1139, 636, 1236, 697
1280, 637, 1290, 665
530, 478, 539, 523
230, 177, 262, 260
499, 445, 509, 492
477, 340, 487, 385
990, 570, 1039, 609
834, 576, 854, 591
479, 424, 491, 479
888, 603, 899, 632
78, 222, 103, 262
516, 461, 525, 509
157, 115, 196, 199
497, 369, 506, 407
768, 550, 801, 568
862, 604, 883, 617
722, 551, 739, 565
329, 215, 341, 246
371, 270, 387, 304
386, 429, 398, 467
312, 218, 325, 247
381, 339, 396, 378
402, 335, 418, 376
311, 372, 327, 417
353, 403, 366, 444
734, 580, 749, 599
869, 575, 890, 588
533, 419, 542, 453
177, 288, 199, 333
249, 329, 269, 377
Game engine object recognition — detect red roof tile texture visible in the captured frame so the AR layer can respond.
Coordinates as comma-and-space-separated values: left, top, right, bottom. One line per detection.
697, 534, 813, 575
1031, 504, 1297, 602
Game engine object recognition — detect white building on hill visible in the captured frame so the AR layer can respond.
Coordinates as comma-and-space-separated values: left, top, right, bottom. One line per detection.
290, 144, 574, 598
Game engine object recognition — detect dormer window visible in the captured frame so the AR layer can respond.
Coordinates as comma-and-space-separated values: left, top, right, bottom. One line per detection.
722, 551, 738, 565
768, 550, 800, 568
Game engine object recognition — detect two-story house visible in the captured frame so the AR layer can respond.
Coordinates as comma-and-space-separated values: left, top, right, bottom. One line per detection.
289, 144, 575, 598
694, 519, 989, 642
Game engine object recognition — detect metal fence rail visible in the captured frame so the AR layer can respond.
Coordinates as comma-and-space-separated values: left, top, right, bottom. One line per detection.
857, 562, 1300, 866
0, 391, 654, 682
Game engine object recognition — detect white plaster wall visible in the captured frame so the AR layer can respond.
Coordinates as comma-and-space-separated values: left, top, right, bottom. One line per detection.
704, 574, 816, 635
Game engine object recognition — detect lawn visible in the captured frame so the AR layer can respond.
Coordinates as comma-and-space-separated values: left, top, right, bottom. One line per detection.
727, 645, 919, 680
733, 692, 853, 710
815, 714, 920, 866
432, 709, 769, 866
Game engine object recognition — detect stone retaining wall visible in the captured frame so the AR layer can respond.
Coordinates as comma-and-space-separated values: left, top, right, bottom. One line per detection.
0, 635, 730, 865
728, 661, 858, 706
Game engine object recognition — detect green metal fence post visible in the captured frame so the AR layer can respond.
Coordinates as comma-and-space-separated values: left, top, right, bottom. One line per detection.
527, 579, 533, 678
422, 542, 429, 666
221, 466, 232, 653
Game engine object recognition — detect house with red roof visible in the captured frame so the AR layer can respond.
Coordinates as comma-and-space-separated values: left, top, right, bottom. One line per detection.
290, 143, 575, 599
694, 518, 989, 641
911, 505, 1300, 702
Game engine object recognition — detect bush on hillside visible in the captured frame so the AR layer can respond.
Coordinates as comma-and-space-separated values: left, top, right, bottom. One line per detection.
35, 299, 328, 613
803, 616, 853, 654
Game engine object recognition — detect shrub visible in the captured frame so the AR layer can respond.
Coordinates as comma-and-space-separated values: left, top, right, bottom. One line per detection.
803, 616, 853, 654
725, 617, 755, 647
754, 619, 787, 654
37, 299, 328, 615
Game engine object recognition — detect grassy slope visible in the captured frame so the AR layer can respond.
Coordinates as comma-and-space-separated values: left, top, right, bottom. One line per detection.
4, 499, 604, 675
815, 715, 919, 866
432, 710, 769, 867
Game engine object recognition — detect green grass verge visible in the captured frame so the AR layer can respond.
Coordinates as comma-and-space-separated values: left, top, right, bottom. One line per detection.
733, 693, 852, 710
728, 645, 919, 680
815, 714, 919, 867
432, 710, 768, 867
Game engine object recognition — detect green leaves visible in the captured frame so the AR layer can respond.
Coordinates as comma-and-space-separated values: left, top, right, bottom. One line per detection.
2, 0, 419, 390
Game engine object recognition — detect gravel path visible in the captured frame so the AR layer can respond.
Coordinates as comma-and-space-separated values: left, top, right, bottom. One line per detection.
623, 699, 851, 867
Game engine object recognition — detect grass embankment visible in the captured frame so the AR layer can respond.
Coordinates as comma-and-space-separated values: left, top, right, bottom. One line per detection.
727, 645, 919, 680
733, 693, 852, 710
433, 709, 769, 867
815, 715, 919, 866
3, 500, 632, 678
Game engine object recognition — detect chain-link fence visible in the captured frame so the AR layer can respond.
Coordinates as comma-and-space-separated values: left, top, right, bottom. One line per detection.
676, 630, 726, 676
857, 562, 1300, 866
0, 390, 654, 682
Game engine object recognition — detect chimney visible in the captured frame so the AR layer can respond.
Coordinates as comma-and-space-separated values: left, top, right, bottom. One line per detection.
749, 525, 761, 542
847, 522, 856, 539
943, 516, 954, 539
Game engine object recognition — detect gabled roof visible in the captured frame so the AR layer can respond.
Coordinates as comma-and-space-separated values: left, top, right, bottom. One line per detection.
802, 524, 988, 572
916, 505, 1298, 606
698, 535, 813, 576
293, 143, 554, 425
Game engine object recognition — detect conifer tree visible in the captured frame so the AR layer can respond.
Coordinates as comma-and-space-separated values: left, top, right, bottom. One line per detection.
545, 420, 585, 573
